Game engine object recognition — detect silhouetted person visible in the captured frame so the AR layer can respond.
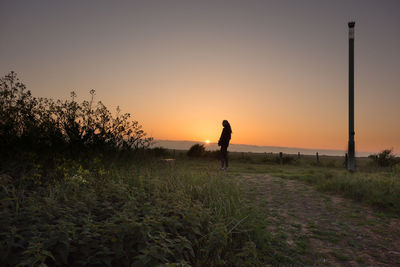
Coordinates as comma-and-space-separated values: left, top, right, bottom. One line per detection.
218, 120, 232, 170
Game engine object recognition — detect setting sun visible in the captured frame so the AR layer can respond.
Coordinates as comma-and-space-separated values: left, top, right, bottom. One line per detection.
205, 140, 210, 144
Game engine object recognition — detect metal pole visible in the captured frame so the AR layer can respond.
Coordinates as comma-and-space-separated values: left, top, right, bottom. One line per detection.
348, 21, 356, 171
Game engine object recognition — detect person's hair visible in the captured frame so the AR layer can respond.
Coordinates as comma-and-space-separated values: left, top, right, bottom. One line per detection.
222, 120, 232, 133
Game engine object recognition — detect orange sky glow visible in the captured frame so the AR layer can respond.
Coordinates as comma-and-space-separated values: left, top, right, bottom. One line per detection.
1, 1, 399, 154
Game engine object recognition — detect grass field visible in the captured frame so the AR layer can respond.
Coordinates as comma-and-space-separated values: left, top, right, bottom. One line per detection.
177, 150, 400, 215
1, 151, 400, 266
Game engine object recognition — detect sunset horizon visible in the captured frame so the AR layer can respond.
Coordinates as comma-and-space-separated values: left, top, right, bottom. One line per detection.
151, 138, 380, 156
2, 0, 399, 154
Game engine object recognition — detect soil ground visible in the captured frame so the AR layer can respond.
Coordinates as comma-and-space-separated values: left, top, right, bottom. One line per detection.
238, 174, 400, 266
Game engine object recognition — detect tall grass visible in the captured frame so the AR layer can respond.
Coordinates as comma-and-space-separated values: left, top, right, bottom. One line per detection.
0, 157, 299, 266
315, 168, 400, 212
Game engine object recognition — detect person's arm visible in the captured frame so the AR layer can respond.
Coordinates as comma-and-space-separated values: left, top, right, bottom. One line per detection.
219, 128, 228, 146
218, 128, 225, 146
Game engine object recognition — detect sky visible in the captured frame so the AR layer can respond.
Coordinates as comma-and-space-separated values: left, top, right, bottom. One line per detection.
1, 0, 399, 154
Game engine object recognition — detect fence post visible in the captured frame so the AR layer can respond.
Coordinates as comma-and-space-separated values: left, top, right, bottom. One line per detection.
298, 152, 301, 159
279, 152, 283, 165
316, 152, 319, 164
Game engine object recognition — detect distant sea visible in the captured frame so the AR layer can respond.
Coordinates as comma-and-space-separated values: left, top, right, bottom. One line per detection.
152, 140, 373, 157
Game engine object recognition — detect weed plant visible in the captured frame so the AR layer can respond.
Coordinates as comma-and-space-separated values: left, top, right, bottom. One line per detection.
0, 158, 298, 266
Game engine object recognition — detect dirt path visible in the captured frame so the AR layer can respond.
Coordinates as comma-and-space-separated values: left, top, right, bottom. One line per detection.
239, 174, 400, 266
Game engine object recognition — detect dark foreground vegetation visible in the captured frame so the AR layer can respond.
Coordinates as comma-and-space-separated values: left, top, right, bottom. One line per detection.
3, 156, 293, 266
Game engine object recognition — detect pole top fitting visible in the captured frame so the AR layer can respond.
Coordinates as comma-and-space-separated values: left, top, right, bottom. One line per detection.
348, 21, 355, 28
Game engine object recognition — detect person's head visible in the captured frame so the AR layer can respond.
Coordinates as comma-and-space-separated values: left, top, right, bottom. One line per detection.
222, 120, 232, 133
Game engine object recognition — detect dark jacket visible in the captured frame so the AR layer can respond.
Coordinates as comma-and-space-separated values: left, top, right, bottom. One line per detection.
218, 126, 231, 147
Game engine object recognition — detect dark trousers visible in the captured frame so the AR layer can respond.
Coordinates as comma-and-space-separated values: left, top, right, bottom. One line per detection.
220, 145, 228, 168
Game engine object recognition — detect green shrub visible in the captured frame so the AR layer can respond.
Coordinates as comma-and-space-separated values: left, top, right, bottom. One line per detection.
369, 149, 398, 168
0, 71, 151, 153
187, 144, 205, 157
0, 71, 152, 179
